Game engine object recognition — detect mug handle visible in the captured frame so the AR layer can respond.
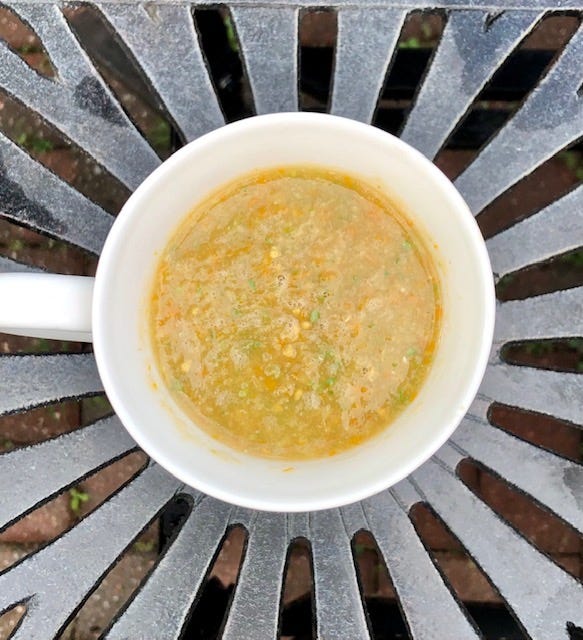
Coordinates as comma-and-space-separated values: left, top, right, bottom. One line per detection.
0, 273, 94, 342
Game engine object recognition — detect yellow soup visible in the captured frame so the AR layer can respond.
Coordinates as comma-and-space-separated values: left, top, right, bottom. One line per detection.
150, 167, 441, 460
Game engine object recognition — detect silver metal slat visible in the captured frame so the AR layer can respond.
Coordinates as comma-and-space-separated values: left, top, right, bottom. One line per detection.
287, 512, 310, 540
0, 415, 135, 532
222, 512, 289, 640
99, 4, 224, 142
105, 496, 232, 640
494, 287, 583, 345
231, 6, 299, 114
412, 455, 583, 639
3, 0, 583, 7
480, 362, 583, 425
363, 490, 480, 640
0, 353, 102, 415
401, 10, 541, 159
0, 256, 40, 273
0, 131, 113, 255
183, 0, 583, 7
310, 509, 371, 639
0, 463, 181, 640
1, 3, 160, 191
331, 8, 406, 124
452, 412, 583, 534
486, 184, 583, 278
340, 501, 368, 535
455, 22, 583, 214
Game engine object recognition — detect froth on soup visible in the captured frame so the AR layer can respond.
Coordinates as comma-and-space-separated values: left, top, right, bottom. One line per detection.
149, 166, 441, 460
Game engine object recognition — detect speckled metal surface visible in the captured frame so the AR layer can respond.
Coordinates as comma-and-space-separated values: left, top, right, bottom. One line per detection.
0, 3, 582, 639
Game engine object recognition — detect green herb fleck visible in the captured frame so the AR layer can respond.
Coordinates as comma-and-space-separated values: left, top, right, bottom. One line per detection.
325, 377, 336, 386
134, 540, 155, 553
69, 487, 90, 514
310, 309, 320, 323
248, 279, 257, 291
406, 347, 418, 357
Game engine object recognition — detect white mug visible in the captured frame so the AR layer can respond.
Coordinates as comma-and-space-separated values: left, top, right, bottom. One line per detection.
0, 113, 495, 511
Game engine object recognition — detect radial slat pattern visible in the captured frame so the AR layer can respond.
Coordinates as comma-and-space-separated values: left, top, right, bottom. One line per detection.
363, 490, 480, 639
310, 509, 371, 638
0, 416, 136, 531
1, 3, 159, 190
0, 2, 582, 638
222, 512, 289, 639
0, 354, 102, 415
412, 454, 583, 639
487, 184, 583, 278
401, 10, 541, 159
331, 8, 406, 123
495, 287, 583, 344
98, 4, 224, 142
452, 407, 583, 534
0, 130, 112, 254
231, 6, 299, 114
480, 363, 583, 424
0, 464, 181, 640
456, 21, 583, 214
105, 495, 232, 640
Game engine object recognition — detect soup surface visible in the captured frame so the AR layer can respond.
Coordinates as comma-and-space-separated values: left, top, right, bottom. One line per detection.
150, 167, 441, 459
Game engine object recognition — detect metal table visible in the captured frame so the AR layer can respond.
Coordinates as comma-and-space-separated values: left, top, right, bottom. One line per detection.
0, 1, 582, 638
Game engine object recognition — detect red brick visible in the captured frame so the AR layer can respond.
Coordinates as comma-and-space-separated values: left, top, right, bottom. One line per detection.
282, 542, 312, 604
477, 157, 577, 238
78, 452, 148, 517
457, 459, 481, 493
353, 531, 395, 598
210, 525, 246, 587
376, 564, 396, 599
521, 15, 579, 50
0, 401, 80, 444
21, 51, 54, 78
434, 150, 477, 182
553, 554, 581, 579
400, 13, 444, 46
0, 7, 39, 50
0, 218, 87, 275
37, 149, 78, 183
433, 552, 501, 603
61, 551, 156, 640
355, 548, 380, 597
490, 405, 581, 461
410, 503, 465, 552
0, 494, 72, 543
0, 603, 26, 640
300, 11, 336, 47
479, 470, 581, 554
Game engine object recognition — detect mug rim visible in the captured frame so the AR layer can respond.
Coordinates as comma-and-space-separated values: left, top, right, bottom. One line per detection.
93, 112, 495, 511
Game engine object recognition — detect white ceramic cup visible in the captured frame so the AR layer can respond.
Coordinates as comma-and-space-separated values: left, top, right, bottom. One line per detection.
0, 113, 495, 512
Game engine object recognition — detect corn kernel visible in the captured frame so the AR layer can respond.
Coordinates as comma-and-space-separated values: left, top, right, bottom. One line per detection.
294, 389, 303, 401
270, 247, 280, 259
301, 321, 311, 329
282, 344, 296, 358
180, 360, 192, 373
